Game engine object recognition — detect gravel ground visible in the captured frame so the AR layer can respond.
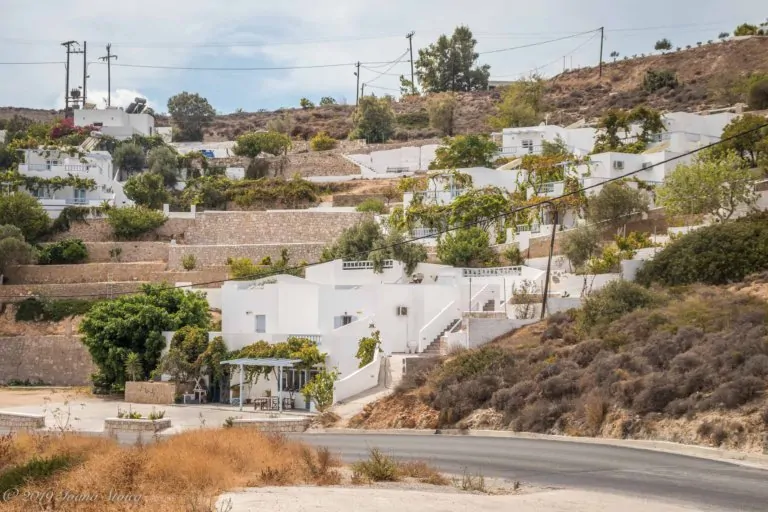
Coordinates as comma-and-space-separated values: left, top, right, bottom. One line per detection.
217, 486, 705, 512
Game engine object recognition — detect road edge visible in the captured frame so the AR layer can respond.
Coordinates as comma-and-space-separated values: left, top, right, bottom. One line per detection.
311, 427, 768, 470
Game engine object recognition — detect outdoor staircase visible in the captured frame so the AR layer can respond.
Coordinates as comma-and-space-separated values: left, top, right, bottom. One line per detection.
422, 318, 461, 355
482, 299, 495, 312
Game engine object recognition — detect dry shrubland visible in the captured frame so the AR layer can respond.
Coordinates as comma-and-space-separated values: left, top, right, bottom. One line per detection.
353, 282, 768, 451
0, 429, 342, 511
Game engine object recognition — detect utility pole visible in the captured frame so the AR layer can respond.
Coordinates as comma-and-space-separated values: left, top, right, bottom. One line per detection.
354, 62, 361, 107
99, 44, 118, 107
540, 208, 559, 320
82, 41, 87, 107
61, 41, 79, 116
598, 26, 605, 78
361, 83, 366, 98
406, 31, 416, 94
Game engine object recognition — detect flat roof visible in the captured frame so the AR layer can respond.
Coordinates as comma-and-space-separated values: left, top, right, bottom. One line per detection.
220, 358, 303, 367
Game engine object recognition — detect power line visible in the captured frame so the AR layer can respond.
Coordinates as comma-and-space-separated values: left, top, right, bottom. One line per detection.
96, 57, 411, 72
31, 119, 768, 300
363, 49, 409, 87
492, 32, 600, 78
479, 29, 600, 55
0, 61, 65, 65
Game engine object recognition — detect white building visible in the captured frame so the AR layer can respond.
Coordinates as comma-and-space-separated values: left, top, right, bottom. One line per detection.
495, 125, 597, 158
402, 167, 519, 211
346, 144, 439, 175
213, 259, 545, 404
16, 147, 132, 217
75, 103, 156, 140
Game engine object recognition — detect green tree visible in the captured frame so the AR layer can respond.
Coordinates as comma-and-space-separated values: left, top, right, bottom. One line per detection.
562, 223, 602, 271
733, 23, 761, 36
322, 219, 426, 274
0, 193, 50, 241
302, 368, 339, 412
416, 26, 490, 93
657, 151, 757, 221
610, 51, 620, 62
747, 80, 768, 111
437, 227, 499, 267
124, 172, 170, 209
147, 146, 179, 187
233, 131, 292, 158
587, 181, 650, 229
309, 131, 337, 151
157, 326, 210, 383
299, 98, 315, 109
541, 136, 570, 157
717, 114, 768, 167
654, 38, 672, 52
356, 329, 382, 368
319, 97, 337, 106
79, 284, 210, 390
430, 134, 498, 169
488, 77, 544, 130
113, 143, 146, 177
105, 206, 167, 240
167, 92, 216, 142
592, 107, 664, 153
0, 143, 17, 169
351, 96, 396, 143
0, 224, 33, 282
426, 92, 458, 136
449, 186, 510, 231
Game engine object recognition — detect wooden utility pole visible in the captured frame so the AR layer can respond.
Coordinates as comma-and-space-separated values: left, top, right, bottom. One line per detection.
598, 27, 605, 78
61, 40, 79, 115
406, 31, 416, 94
99, 44, 118, 107
82, 41, 87, 106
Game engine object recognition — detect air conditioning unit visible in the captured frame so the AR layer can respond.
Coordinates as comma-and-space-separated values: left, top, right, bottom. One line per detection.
396, 306, 408, 316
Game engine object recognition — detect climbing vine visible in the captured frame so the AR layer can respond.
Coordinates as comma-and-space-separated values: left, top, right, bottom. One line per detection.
355, 329, 383, 368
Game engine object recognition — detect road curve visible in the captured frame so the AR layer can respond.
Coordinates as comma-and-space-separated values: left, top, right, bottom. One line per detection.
295, 434, 768, 511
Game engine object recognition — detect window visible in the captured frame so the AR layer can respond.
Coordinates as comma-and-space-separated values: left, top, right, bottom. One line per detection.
254, 315, 266, 333
45, 160, 60, 170
521, 139, 534, 153
613, 160, 625, 171
73, 188, 86, 204
334, 315, 354, 328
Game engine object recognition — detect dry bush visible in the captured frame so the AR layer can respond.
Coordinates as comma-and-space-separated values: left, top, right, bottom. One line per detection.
1, 429, 341, 512
397, 460, 449, 485
351, 448, 399, 482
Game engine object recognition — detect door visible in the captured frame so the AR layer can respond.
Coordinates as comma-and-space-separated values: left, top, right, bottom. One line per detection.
255, 315, 266, 333
74, 188, 86, 205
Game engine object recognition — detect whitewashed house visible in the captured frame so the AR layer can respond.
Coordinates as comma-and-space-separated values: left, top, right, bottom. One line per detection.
75, 101, 156, 140
345, 144, 439, 175
16, 147, 132, 217
211, 259, 545, 404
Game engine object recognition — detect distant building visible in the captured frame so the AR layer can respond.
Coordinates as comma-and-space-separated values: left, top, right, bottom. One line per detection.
74, 98, 155, 140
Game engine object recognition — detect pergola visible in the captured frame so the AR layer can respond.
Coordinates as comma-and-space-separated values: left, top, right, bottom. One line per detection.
220, 358, 302, 412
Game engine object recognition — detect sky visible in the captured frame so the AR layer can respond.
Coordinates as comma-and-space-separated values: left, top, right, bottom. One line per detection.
0, 0, 763, 113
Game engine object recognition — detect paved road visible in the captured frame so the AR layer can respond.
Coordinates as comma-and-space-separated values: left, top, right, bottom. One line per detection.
296, 434, 768, 511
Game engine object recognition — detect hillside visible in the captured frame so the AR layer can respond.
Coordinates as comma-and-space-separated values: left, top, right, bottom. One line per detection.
350, 277, 768, 453
3, 37, 766, 142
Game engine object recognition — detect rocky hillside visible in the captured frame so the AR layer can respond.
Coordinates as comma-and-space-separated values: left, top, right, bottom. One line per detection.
2, 37, 766, 141
350, 276, 768, 453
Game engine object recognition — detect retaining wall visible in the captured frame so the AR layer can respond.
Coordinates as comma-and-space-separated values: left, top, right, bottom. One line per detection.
231, 418, 310, 432
104, 418, 171, 437
0, 412, 45, 430
0, 282, 145, 301
167, 244, 324, 271
49, 218, 195, 243
83, 242, 169, 263
0, 335, 95, 386
332, 194, 391, 207
124, 382, 176, 405
5, 262, 167, 285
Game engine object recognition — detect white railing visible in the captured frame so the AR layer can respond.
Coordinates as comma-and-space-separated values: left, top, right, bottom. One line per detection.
386, 166, 410, 173
462, 266, 523, 277
25, 163, 50, 171
63, 164, 92, 173
65, 198, 88, 205
342, 260, 394, 270
411, 227, 439, 238
516, 224, 541, 234
418, 300, 459, 353
288, 334, 322, 343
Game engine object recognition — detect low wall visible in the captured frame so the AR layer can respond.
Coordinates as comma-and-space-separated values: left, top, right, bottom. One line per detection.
332, 194, 391, 207
104, 418, 172, 437
49, 218, 195, 243
5, 262, 167, 285
0, 335, 95, 386
0, 282, 145, 301
334, 353, 381, 404
0, 412, 45, 430
125, 382, 176, 405
83, 242, 169, 263
153, 268, 229, 288
167, 244, 324, 270
231, 418, 310, 432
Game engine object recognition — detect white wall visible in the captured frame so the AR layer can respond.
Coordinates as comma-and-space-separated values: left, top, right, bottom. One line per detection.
346, 144, 438, 173
333, 351, 381, 403
75, 109, 155, 139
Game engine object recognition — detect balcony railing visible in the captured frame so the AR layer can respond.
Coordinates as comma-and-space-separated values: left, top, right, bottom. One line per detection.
462, 266, 523, 277
63, 165, 91, 172
386, 167, 410, 173
25, 163, 51, 171
342, 260, 395, 270
516, 224, 541, 234
411, 227, 439, 238
288, 334, 322, 343
66, 198, 88, 205
23, 163, 94, 173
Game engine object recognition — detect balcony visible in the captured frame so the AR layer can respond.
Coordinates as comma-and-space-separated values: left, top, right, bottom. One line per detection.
342, 260, 395, 270
462, 266, 523, 277
516, 224, 541, 234
411, 227, 439, 238
288, 334, 322, 343
22, 163, 96, 173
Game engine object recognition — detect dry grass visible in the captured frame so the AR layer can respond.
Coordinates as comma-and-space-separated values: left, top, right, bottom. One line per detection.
351, 448, 449, 486
1, 429, 342, 511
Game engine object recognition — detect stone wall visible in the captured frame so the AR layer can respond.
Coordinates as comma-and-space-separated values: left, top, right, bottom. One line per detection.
185, 211, 365, 245
231, 418, 310, 432
125, 382, 176, 405
0, 335, 95, 386
104, 418, 171, 437
332, 194, 390, 207
167, 244, 324, 270
5, 263, 167, 285
154, 269, 229, 288
83, 242, 169, 263
49, 218, 195, 243
0, 412, 45, 430
0, 282, 145, 301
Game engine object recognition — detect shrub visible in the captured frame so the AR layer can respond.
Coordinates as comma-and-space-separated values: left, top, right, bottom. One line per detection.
181, 254, 197, 271
106, 206, 167, 240
0, 192, 50, 241
299, 98, 315, 109
37, 238, 88, 264
643, 69, 679, 93
309, 131, 337, 151
15, 298, 96, 322
503, 245, 524, 265
396, 109, 430, 129
709, 377, 764, 409
351, 448, 399, 482
579, 280, 662, 331
747, 79, 768, 110
355, 198, 387, 214
0, 454, 76, 494
637, 215, 768, 286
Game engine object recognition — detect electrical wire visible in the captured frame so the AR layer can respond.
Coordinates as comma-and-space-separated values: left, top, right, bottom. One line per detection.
491, 32, 600, 79
363, 49, 409, 87
479, 29, 600, 55
0, 61, 65, 65
30, 119, 768, 300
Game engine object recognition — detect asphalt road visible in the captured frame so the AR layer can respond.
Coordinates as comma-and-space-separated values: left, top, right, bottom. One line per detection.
296, 434, 768, 512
